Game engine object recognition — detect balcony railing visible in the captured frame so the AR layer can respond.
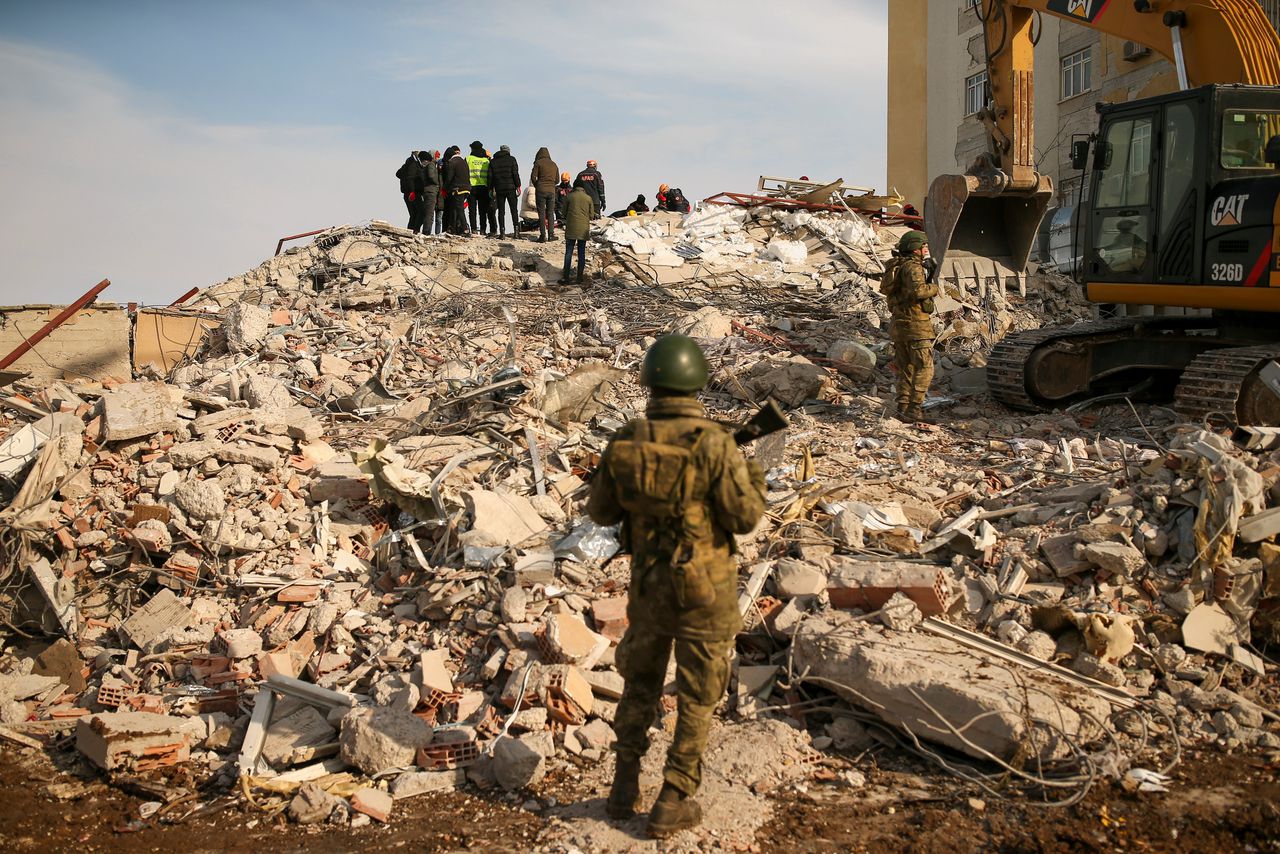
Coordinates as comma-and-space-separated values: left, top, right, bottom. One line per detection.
1261, 0, 1280, 36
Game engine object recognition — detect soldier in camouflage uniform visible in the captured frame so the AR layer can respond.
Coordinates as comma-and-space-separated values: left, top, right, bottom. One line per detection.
880, 230, 938, 422
586, 335, 767, 838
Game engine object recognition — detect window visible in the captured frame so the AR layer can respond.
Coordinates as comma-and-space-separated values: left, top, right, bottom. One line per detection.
1095, 116, 1154, 208
962, 0, 980, 9
1061, 48, 1092, 99
964, 71, 988, 117
1221, 109, 1280, 169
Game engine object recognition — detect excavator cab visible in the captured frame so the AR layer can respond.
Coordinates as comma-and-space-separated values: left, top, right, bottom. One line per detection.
1082, 84, 1280, 306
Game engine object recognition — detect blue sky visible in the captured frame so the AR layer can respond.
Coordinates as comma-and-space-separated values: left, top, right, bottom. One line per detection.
0, 1, 888, 304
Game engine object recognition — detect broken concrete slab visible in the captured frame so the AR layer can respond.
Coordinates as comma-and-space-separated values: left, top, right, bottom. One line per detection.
99, 382, 182, 442
261, 705, 335, 767
390, 767, 465, 799
773, 559, 827, 598
76, 711, 191, 772
492, 734, 546, 790
792, 612, 1110, 763
459, 489, 549, 548
288, 781, 341, 824
118, 589, 192, 652
339, 707, 433, 775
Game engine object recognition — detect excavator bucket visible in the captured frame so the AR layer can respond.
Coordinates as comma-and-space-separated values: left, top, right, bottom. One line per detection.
925, 173, 1053, 294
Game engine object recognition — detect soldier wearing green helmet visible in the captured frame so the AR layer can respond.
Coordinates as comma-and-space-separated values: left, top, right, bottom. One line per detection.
586, 334, 766, 838
880, 230, 938, 422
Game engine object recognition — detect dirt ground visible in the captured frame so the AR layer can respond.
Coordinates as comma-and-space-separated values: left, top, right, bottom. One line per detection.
3, 723, 1278, 854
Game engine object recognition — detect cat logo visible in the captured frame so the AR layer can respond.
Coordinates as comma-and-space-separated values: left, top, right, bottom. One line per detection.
1209, 193, 1249, 227
1048, 0, 1110, 22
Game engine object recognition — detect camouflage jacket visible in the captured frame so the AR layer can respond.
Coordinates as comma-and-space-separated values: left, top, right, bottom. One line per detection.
880, 255, 938, 339
586, 396, 766, 641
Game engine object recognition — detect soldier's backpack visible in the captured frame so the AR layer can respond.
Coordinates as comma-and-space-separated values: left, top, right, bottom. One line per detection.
604, 422, 717, 607
604, 422, 703, 520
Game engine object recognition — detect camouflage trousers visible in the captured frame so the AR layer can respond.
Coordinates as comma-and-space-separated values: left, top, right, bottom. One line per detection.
612, 625, 732, 796
891, 327, 935, 410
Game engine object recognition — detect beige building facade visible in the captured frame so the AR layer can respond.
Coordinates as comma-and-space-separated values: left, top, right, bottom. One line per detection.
888, 1, 1186, 215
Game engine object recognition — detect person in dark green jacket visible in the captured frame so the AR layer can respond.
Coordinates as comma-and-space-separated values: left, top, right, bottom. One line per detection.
561, 180, 594, 283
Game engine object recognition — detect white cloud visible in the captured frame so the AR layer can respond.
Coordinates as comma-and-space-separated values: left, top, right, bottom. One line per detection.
0, 2, 888, 304
0, 41, 397, 305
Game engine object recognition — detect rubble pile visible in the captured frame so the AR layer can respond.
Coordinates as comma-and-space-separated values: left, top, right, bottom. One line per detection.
0, 209, 1273, 833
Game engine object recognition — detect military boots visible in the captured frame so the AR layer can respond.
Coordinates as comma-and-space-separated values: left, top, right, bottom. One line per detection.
646, 783, 702, 838
606, 757, 641, 819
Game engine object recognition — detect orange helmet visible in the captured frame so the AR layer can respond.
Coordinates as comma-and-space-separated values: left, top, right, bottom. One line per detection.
659, 183, 670, 192
561, 171, 571, 182
587, 159, 597, 168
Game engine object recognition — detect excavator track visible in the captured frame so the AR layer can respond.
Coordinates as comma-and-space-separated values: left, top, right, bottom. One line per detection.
1174, 345, 1280, 427
986, 318, 1140, 411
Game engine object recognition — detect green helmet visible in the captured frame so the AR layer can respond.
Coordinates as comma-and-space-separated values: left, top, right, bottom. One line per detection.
639, 334, 710, 392
898, 230, 928, 253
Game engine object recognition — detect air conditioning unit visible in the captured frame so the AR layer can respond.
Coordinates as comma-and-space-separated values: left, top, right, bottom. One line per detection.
1123, 41, 1151, 61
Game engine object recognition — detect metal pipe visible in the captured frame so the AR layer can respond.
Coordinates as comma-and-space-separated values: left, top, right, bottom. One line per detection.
0, 278, 110, 370
1167, 15, 1189, 90
168, 286, 199, 307
275, 228, 330, 256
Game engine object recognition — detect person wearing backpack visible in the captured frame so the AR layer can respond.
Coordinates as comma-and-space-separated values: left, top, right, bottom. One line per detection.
395, 151, 427, 233
585, 335, 766, 838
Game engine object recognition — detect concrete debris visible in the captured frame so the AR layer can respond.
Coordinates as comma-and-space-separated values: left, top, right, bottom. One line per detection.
339, 708, 433, 776
76, 712, 190, 772
0, 217, 1271, 831
288, 781, 342, 825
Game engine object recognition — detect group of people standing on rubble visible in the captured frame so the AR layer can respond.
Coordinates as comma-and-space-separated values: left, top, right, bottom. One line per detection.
395, 143, 691, 282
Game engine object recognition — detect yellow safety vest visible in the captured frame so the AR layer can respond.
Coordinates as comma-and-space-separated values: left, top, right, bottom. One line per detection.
466, 155, 490, 187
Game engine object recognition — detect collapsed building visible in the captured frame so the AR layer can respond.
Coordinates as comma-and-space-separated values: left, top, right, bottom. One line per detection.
0, 193, 1275, 842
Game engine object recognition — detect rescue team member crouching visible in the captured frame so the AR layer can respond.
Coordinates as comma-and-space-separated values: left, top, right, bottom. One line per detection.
586, 335, 766, 838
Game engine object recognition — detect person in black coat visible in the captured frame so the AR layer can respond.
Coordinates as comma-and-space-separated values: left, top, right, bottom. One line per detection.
419, 150, 440, 235
666, 188, 691, 214
395, 152, 427, 233
574, 159, 605, 217
489, 145, 521, 238
442, 146, 471, 235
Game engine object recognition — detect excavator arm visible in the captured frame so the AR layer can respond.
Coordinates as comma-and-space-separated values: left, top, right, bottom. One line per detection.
927, 0, 1280, 290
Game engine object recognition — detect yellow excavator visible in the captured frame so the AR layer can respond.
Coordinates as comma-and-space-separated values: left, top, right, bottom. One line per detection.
927, 0, 1280, 425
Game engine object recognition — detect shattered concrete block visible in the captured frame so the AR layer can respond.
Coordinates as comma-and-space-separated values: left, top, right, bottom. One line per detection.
541, 612, 608, 666
340, 708, 433, 775
500, 586, 528, 623
76, 712, 190, 771
584, 669, 625, 700
569, 718, 616, 753
492, 735, 546, 790
351, 787, 393, 822
225, 302, 269, 353
261, 705, 335, 767
792, 612, 1110, 763
220, 628, 263, 659
773, 559, 827, 598
167, 440, 221, 469
1077, 542, 1144, 577
541, 362, 627, 424
730, 356, 828, 409
390, 768, 465, 799
243, 375, 293, 410
119, 589, 191, 651
590, 596, 628, 641
216, 444, 280, 471
459, 489, 549, 548
173, 479, 226, 522
668, 305, 732, 339
879, 592, 922, 631
1018, 626, 1064, 664
1069, 653, 1125, 687
100, 382, 182, 442
825, 339, 875, 380
417, 649, 454, 695
288, 781, 341, 825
